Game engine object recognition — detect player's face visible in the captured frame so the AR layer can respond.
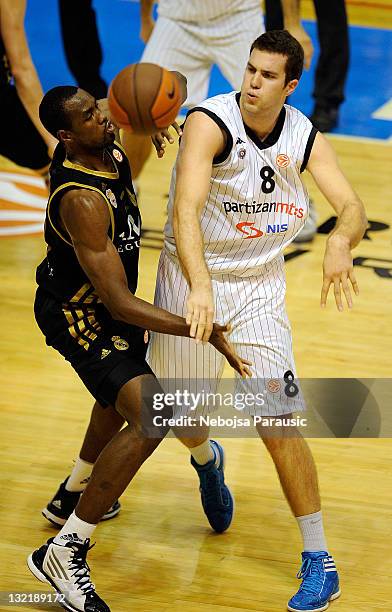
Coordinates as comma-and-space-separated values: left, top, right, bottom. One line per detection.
240, 49, 298, 114
65, 90, 115, 149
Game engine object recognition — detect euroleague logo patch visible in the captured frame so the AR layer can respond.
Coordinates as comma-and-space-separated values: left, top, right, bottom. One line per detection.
112, 149, 123, 163
276, 153, 290, 168
267, 379, 281, 394
106, 188, 117, 208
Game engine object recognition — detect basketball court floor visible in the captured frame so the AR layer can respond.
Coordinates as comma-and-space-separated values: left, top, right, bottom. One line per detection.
0, 1, 391, 610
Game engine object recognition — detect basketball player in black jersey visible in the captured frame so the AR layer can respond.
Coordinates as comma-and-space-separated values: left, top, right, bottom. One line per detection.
27, 85, 251, 612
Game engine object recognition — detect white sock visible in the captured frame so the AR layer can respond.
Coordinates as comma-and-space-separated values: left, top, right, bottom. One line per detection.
66, 457, 94, 492
296, 510, 328, 552
190, 439, 216, 466
54, 511, 96, 545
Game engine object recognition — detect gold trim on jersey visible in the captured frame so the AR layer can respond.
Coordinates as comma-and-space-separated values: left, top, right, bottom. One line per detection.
63, 157, 119, 179
114, 139, 127, 155
47, 182, 115, 247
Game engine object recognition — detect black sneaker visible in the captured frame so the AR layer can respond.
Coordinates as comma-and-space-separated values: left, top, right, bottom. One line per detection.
42, 478, 121, 527
27, 536, 110, 611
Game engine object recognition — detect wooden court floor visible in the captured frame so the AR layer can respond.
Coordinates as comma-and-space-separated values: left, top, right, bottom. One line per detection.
1, 2, 392, 611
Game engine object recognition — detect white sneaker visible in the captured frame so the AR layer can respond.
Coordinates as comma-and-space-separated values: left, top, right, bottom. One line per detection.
27, 536, 110, 611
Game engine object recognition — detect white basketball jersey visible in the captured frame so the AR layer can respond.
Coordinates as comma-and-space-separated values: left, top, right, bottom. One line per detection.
158, 0, 260, 22
164, 91, 317, 277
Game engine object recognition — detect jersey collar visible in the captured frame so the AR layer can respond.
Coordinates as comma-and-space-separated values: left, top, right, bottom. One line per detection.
235, 92, 286, 150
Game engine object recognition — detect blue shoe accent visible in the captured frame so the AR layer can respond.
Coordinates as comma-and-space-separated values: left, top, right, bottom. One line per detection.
191, 440, 234, 533
287, 551, 341, 612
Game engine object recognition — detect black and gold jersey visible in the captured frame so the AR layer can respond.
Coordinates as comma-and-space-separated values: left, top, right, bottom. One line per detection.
36, 140, 141, 308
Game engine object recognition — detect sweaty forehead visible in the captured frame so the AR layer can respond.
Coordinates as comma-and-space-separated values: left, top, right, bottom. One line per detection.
65, 89, 95, 116
249, 49, 287, 74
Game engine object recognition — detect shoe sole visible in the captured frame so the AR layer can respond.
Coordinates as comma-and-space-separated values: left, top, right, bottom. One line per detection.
27, 553, 80, 612
210, 440, 235, 533
42, 504, 121, 527
287, 588, 341, 612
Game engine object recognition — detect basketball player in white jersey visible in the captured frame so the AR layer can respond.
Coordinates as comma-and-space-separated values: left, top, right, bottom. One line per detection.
124, 0, 312, 179
148, 30, 367, 611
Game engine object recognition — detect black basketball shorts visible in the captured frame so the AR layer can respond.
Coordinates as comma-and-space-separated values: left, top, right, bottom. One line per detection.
34, 288, 153, 407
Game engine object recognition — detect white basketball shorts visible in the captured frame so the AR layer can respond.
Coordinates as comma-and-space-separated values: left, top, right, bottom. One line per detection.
140, 10, 264, 108
147, 249, 305, 417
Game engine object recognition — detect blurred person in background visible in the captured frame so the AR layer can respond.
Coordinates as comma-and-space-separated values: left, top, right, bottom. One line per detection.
58, 0, 107, 99
0, 0, 57, 174
265, 0, 349, 133
265, 0, 349, 242
123, 0, 310, 183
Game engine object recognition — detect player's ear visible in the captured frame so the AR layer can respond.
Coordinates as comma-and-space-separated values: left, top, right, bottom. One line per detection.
57, 129, 72, 144
285, 79, 299, 97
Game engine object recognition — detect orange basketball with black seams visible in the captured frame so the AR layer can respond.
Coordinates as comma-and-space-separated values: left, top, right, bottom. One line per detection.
108, 63, 182, 134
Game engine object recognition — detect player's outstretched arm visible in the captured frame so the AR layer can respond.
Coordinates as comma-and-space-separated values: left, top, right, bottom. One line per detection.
173, 112, 226, 343
151, 71, 187, 157
59, 189, 251, 377
307, 132, 368, 310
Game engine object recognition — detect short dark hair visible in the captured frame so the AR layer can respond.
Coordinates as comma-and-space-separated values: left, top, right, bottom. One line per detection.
250, 30, 304, 85
39, 86, 79, 137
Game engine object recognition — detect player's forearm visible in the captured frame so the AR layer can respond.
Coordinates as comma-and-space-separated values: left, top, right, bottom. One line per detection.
281, 0, 301, 28
328, 199, 367, 249
173, 208, 211, 290
110, 292, 192, 336
140, 0, 154, 19
13, 65, 56, 149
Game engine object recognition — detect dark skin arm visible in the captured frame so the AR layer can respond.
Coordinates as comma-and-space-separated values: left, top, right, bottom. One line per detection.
59, 189, 252, 377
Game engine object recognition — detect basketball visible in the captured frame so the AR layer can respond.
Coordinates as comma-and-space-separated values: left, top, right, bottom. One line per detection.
108, 63, 182, 134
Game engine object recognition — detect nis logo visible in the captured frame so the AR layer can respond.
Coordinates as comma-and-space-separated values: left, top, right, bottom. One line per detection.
236, 221, 288, 238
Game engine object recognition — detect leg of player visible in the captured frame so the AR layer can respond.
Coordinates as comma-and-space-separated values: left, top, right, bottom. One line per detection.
28, 374, 169, 612
171, 424, 234, 533
42, 401, 125, 527
259, 427, 340, 612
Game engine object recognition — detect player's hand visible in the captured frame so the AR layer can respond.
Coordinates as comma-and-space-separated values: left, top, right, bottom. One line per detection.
321, 234, 359, 311
186, 283, 214, 343
140, 16, 155, 43
287, 25, 314, 69
209, 324, 252, 378
152, 122, 183, 158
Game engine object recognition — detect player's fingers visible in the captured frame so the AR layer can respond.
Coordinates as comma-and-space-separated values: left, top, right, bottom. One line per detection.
186, 303, 193, 327
195, 310, 207, 343
161, 129, 174, 144
320, 277, 331, 308
151, 135, 165, 157
201, 320, 213, 343
341, 273, 353, 308
333, 277, 343, 311
349, 269, 359, 295
241, 359, 252, 366
171, 121, 183, 136
201, 309, 214, 343
190, 309, 201, 339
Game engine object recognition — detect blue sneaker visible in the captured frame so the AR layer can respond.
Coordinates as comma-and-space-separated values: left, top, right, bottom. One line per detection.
288, 551, 341, 612
191, 440, 233, 533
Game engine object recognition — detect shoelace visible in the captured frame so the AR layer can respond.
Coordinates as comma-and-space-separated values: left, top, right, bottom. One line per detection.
68, 539, 96, 595
296, 557, 323, 597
